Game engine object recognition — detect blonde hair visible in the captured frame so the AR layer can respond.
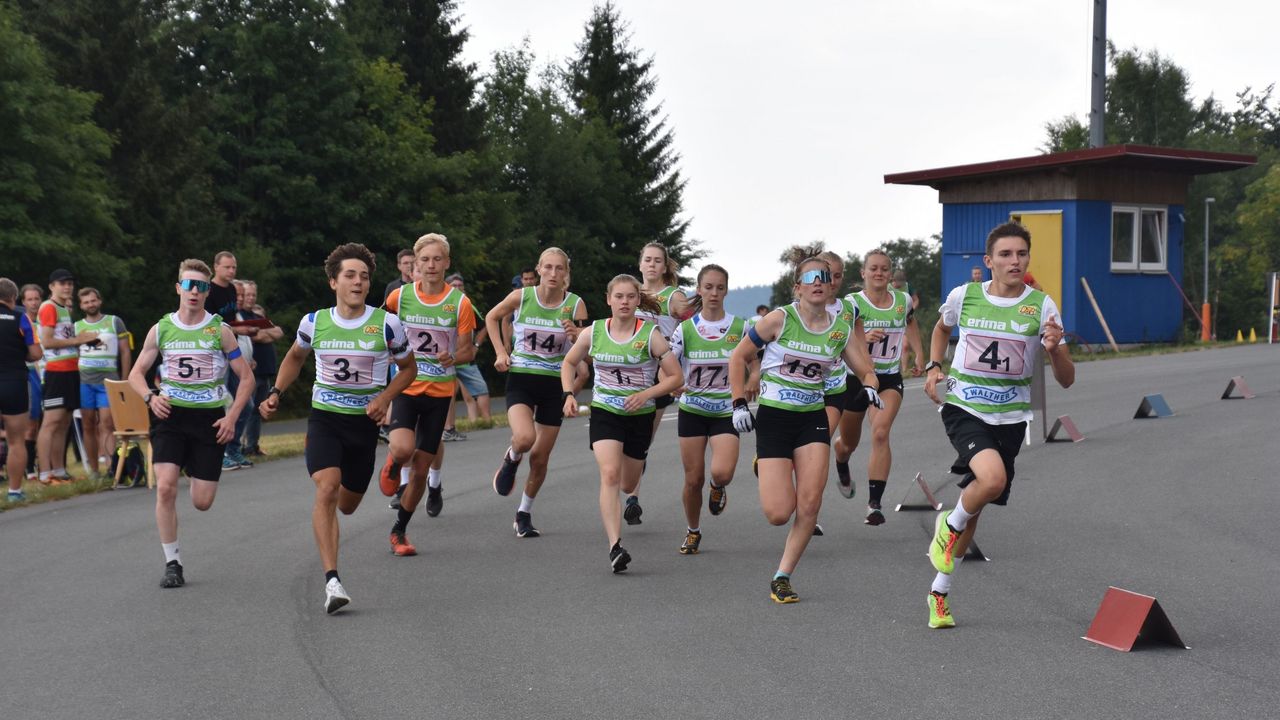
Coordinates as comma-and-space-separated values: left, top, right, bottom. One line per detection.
793, 256, 828, 282
414, 233, 450, 256
178, 258, 212, 280
538, 246, 571, 268
864, 248, 891, 265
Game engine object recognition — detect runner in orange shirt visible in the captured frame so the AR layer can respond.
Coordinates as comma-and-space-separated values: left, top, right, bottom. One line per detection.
377, 234, 476, 556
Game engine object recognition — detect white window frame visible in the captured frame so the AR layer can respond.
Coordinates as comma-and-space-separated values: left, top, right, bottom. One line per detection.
1111, 205, 1167, 273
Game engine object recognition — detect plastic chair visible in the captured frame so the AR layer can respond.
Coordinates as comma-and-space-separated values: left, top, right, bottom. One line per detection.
103, 380, 154, 489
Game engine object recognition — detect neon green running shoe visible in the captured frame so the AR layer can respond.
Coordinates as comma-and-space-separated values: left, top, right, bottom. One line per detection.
927, 591, 955, 629
929, 510, 959, 574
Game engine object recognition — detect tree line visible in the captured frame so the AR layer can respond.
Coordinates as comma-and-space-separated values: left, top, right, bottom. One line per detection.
1, 0, 697, 338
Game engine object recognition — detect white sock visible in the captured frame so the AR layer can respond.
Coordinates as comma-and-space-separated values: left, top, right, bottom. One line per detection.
518, 493, 534, 513
507, 446, 523, 463
688, 527, 700, 534
427, 467, 442, 489
949, 496, 975, 532
162, 542, 181, 565
931, 556, 963, 594
399, 466, 410, 487
40, 471, 51, 482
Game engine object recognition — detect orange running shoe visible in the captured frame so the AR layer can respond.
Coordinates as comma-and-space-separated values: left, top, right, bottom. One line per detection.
389, 531, 417, 556
379, 455, 400, 497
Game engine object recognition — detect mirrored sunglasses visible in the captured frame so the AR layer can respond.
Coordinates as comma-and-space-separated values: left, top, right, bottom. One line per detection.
798, 269, 832, 285
179, 278, 211, 293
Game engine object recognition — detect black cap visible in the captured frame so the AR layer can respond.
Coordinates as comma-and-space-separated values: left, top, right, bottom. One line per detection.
49, 268, 74, 283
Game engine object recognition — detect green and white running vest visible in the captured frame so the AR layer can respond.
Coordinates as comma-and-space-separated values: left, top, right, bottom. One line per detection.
305, 307, 398, 415
589, 319, 659, 416
76, 315, 122, 382
820, 297, 859, 395
397, 284, 465, 386
673, 313, 745, 418
946, 282, 1051, 424
156, 312, 228, 409
40, 301, 77, 366
853, 289, 911, 374
635, 286, 680, 340
510, 287, 581, 377
759, 304, 852, 412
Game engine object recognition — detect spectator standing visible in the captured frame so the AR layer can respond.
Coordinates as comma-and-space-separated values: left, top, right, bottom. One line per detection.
0, 278, 40, 500
222, 280, 256, 470
384, 249, 415, 302
75, 287, 132, 477
442, 273, 491, 440
205, 251, 239, 319
36, 269, 99, 483
238, 281, 282, 457
892, 269, 920, 310
20, 284, 43, 479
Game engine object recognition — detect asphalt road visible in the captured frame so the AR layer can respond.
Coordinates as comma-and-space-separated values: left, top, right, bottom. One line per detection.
2, 345, 1277, 719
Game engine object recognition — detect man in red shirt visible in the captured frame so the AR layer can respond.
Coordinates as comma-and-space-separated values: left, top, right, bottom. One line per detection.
36, 269, 99, 483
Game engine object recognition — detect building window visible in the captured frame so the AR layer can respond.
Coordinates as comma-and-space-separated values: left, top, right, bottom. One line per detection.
1111, 206, 1166, 273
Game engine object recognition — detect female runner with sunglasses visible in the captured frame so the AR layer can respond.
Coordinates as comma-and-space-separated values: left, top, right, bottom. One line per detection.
562, 274, 683, 573
729, 258, 879, 603
832, 249, 924, 524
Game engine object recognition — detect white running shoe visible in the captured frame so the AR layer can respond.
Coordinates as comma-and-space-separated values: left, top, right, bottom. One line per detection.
324, 578, 351, 614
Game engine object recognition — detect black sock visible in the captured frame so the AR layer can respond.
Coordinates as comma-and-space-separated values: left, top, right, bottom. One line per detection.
325, 570, 339, 583
25, 440, 35, 472
868, 480, 887, 504
393, 507, 414, 534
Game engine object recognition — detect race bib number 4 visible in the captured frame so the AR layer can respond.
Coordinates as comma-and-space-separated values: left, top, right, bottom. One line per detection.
963, 335, 1027, 376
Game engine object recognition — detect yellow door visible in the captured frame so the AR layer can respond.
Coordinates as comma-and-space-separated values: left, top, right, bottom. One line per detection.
1010, 211, 1062, 305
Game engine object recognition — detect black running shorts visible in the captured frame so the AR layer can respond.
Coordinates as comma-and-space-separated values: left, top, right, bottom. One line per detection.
755, 405, 829, 459
504, 372, 565, 427
41, 369, 80, 412
388, 393, 451, 455
151, 405, 226, 481
0, 378, 28, 416
588, 407, 654, 460
676, 408, 737, 439
941, 403, 1025, 506
305, 408, 379, 493
846, 372, 905, 412
651, 370, 674, 409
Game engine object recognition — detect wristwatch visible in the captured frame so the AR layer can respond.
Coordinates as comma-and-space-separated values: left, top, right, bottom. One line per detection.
143, 391, 154, 406
268, 387, 282, 398
924, 361, 944, 373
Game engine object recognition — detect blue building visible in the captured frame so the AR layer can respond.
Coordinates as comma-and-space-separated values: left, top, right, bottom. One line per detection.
886, 145, 1255, 344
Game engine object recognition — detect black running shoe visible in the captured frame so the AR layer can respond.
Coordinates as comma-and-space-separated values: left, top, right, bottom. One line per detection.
864, 501, 885, 526
425, 485, 443, 517
609, 542, 631, 573
160, 560, 184, 589
493, 449, 520, 496
835, 460, 854, 498
514, 511, 541, 538
678, 530, 702, 555
623, 496, 643, 525
812, 523, 825, 537
708, 483, 727, 516
770, 577, 799, 603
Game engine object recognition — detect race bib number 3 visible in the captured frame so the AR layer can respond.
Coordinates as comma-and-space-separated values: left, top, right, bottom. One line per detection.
963, 335, 1026, 376
318, 354, 376, 386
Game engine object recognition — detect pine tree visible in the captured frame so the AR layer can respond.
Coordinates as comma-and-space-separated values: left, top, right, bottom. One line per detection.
567, 2, 697, 280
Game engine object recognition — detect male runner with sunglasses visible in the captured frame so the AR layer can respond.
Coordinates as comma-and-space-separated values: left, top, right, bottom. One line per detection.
129, 260, 255, 589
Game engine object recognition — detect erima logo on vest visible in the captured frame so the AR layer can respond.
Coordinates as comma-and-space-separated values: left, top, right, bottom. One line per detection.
964, 318, 1007, 331
521, 316, 559, 328
403, 315, 454, 327
595, 353, 625, 363
164, 341, 198, 349
318, 340, 356, 349
782, 340, 822, 353
688, 350, 727, 359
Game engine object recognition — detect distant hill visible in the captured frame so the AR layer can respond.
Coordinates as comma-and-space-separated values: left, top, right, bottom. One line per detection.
725, 284, 773, 318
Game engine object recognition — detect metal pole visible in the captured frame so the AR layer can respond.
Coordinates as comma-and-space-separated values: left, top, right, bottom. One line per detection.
1202, 197, 1214, 341
1089, 0, 1107, 147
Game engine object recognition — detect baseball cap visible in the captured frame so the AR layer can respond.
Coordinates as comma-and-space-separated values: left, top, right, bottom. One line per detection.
49, 268, 75, 283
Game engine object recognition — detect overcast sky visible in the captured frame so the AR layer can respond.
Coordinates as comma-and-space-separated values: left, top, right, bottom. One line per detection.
458, 0, 1276, 287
